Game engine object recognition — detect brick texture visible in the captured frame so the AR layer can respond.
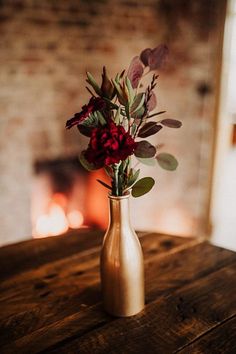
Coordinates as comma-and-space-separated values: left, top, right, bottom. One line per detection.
0, 0, 225, 245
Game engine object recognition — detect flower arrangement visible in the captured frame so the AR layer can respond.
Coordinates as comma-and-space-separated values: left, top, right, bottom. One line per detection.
66, 45, 182, 197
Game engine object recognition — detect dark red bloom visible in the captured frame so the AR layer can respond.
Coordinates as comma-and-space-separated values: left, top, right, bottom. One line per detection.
66, 97, 106, 129
85, 121, 136, 167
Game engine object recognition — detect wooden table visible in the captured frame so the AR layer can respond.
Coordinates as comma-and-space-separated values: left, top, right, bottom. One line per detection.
0, 230, 236, 353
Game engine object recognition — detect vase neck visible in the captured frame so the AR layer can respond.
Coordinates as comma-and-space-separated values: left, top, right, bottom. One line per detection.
108, 195, 131, 228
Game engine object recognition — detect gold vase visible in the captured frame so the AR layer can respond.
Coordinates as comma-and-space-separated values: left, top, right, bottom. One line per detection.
100, 193, 145, 317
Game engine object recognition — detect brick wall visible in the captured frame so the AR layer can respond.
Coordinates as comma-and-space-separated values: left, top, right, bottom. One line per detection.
0, 0, 226, 245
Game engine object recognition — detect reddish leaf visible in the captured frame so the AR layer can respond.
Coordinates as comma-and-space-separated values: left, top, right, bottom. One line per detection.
161, 119, 182, 128
101, 66, 114, 99
138, 122, 162, 138
127, 56, 144, 88
140, 48, 152, 66
134, 140, 156, 158
147, 91, 157, 111
148, 44, 169, 71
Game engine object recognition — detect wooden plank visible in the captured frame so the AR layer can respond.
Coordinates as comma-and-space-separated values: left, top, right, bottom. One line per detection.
0, 233, 192, 304
178, 315, 236, 354
0, 233, 193, 305
41, 262, 236, 354
1, 242, 236, 352
0, 234, 194, 345
0, 231, 190, 282
0, 229, 104, 281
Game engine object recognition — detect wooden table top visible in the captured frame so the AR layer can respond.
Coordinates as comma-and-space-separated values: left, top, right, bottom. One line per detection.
0, 230, 236, 354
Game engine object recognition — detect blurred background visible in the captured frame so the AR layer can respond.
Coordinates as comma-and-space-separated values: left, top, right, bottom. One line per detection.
0, 0, 235, 250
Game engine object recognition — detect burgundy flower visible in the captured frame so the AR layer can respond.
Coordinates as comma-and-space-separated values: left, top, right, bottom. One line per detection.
66, 97, 106, 129
85, 121, 136, 167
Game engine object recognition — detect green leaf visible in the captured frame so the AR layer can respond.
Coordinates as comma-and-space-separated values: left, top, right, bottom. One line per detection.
136, 157, 156, 166
103, 97, 119, 109
138, 122, 162, 138
95, 111, 106, 126
134, 140, 156, 158
96, 179, 112, 190
125, 77, 135, 105
79, 151, 98, 171
131, 122, 137, 136
86, 72, 102, 96
132, 105, 145, 119
81, 112, 99, 128
156, 153, 178, 171
126, 169, 140, 188
114, 107, 121, 124
130, 93, 145, 114
112, 79, 127, 105
161, 119, 182, 128
131, 177, 155, 197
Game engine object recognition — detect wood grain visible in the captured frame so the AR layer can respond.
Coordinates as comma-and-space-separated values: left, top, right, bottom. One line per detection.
0, 231, 235, 354
0, 233, 193, 346
44, 262, 236, 354
178, 315, 236, 354
0, 229, 103, 281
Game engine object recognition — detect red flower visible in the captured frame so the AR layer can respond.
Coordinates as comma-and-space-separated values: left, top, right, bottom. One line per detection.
85, 121, 136, 167
66, 97, 106, 129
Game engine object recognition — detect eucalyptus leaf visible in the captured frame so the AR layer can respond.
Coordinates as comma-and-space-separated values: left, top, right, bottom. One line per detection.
148, 45, 169, 71
140, 48, 152, 66
131, 177, 155, 197
136, 157, 156, 166
138, 122, 162, 138
79, 151, 98, 171
134, 140, 156, 158
127, 56, 144, 88
156, 153, 178, 171
161, 119, 182, 128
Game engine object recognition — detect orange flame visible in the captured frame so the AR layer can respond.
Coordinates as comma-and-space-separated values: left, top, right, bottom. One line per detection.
34, 202, 84, 238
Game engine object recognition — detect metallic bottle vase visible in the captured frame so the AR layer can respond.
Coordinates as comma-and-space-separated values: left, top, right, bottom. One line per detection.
100, 194, 145, 317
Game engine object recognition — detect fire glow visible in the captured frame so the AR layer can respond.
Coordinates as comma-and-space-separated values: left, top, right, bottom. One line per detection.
34, 203, 84, 238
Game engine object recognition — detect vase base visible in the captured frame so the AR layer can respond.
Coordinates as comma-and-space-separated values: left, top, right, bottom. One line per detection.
104, 304, 145, 318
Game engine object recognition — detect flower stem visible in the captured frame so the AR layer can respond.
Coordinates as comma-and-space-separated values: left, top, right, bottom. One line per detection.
112, 163, 121, 196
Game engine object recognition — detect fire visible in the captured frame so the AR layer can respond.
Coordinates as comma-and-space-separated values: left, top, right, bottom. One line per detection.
34, 200, 84, 238
67, 210, 84, 229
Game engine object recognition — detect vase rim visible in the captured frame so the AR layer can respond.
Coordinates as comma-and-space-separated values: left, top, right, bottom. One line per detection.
108, 192, 130, 200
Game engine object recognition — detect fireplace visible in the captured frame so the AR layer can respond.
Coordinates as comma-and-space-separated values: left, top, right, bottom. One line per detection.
31, 156, 109, 238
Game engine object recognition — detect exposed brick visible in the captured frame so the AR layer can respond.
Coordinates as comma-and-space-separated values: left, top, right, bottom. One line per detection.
0, 0, 226, 245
